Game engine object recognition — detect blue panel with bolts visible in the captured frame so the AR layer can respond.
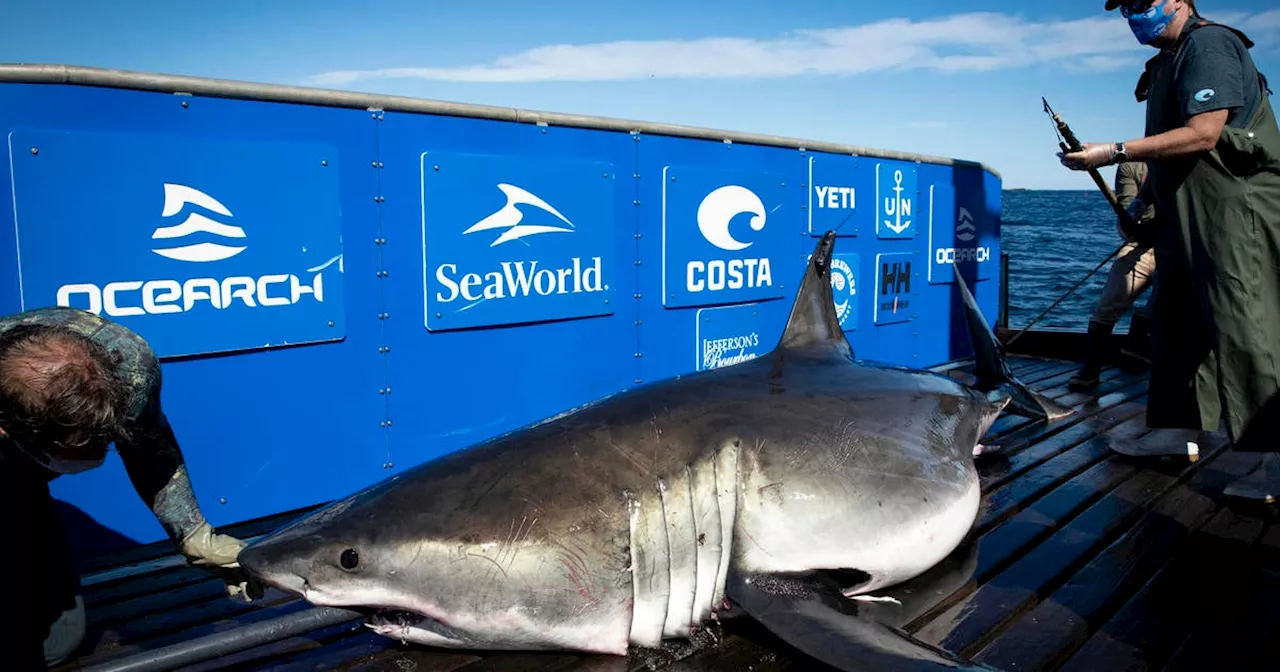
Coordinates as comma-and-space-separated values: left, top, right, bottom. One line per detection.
0, 74, 1004, 562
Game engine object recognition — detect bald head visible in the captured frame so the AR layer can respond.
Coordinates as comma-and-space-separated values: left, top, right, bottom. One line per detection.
0, 324, 130, 466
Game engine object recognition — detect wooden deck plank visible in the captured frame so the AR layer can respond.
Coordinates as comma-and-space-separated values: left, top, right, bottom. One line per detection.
968, 448, 1260, 671
1054, 506, 1267, 672
59, 355, 1280, 672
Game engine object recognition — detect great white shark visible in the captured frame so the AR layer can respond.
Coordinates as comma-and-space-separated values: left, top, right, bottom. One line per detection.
238, 231, 1072, 671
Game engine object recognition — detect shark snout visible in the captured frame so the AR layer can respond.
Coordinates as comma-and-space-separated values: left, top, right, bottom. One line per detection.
238, 542, 307, 597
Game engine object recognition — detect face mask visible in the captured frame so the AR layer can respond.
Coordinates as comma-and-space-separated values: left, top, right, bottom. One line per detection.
1124, 1, 1175, 45
3, 434, 107, 474
43, 454, 107, 474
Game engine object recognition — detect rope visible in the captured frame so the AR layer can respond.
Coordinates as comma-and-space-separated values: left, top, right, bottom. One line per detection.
1003, 242, 1127, 348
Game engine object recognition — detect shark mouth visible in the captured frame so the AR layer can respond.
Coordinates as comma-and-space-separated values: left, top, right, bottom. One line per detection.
364, 607, 469, 643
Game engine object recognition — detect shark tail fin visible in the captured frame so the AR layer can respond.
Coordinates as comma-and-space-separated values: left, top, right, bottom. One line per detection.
953, 272, 1074, 423
771, 230, 854, 360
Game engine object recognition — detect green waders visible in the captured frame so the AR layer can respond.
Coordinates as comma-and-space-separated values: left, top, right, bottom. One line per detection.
1144, 23, 1280, 452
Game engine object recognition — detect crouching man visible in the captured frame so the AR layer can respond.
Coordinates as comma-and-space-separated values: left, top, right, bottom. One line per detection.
0, 307, 258, 669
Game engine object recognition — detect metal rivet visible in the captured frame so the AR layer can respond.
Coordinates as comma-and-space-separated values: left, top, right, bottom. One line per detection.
434, 165, 440, 171
635, 378, 642, 384
634, 260, 642, 265
321, 159, 328, 166
182, 101, 188, 108
603, 172, 609, 177
29, 147, 37, 155
219, 498, 227, 504
328, 321, 335, 327
436, 312, 442, 318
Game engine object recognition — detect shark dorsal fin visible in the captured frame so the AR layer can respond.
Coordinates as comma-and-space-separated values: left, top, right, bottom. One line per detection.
772, 231, 853, 359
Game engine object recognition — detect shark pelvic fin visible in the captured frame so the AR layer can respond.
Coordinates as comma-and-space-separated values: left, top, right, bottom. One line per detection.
772, 231, 854, 360
953, 272, 1074, 422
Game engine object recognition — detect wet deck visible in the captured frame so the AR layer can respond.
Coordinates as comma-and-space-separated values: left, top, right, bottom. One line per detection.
53, 355, 1280, 671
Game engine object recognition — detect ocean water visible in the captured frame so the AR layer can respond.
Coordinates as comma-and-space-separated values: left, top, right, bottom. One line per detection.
1000, 189, 1145, 332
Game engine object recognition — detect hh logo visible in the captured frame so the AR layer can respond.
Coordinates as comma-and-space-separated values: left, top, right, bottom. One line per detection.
875, 252, 914, 325
881, 260, 911, 296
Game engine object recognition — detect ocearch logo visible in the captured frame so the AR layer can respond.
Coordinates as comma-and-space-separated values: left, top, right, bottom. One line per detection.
151, 183, 247, 262
54, 182, 326, 317
686, 185, 774, 293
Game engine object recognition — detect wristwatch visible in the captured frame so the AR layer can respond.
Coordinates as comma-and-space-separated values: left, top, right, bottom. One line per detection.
1114, 142, 1128, 163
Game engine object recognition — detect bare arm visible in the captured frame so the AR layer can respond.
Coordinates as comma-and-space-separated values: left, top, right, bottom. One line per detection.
1059, 109, 1228, 171
1123, 109, 1229, 160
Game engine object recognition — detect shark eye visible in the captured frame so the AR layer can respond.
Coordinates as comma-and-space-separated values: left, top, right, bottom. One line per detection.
339, 548, 360, 571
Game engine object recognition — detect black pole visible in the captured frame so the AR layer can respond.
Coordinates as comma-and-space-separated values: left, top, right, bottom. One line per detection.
77, 606, 363, 672
999, 252, 1010, 330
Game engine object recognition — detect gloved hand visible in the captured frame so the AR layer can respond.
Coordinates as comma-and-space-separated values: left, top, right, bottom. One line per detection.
1059, 142, 1119, 171
179, 521, 264, 602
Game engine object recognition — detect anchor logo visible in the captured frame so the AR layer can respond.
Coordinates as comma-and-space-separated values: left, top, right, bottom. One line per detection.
882, 170, 912, 235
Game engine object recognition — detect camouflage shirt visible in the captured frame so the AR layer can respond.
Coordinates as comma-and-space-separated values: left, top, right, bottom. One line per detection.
0, 307, 206, 543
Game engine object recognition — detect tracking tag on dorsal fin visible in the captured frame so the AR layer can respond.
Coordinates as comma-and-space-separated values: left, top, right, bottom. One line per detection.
773, 231, 854, 359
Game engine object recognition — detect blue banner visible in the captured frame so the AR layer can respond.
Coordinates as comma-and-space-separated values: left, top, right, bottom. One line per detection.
926, 183, 995, 284
874, 251, 915, 325
421, 151, 617, 331
661, 165, 791, 308
875, 161, 918, 240
9, 129, 346, 358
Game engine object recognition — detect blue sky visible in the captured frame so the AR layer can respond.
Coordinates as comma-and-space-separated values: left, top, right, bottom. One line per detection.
2, 0, 1277, 189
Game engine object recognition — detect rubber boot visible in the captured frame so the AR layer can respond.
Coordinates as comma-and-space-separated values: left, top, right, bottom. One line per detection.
1068, 320, 1111, 391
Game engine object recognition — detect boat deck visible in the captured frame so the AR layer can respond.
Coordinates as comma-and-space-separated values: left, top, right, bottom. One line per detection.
52, 355, 1280, 671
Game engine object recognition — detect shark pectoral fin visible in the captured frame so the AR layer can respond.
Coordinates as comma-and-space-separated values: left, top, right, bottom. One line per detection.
724, 572, 1000, 672
951, 271, 1075, 424
1001, 383, 1075, 423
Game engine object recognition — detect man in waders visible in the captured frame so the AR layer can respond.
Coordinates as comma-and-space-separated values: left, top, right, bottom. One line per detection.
1061, 0, 1280, 500
1067, 160, 1158, 391
0, 307, 260, 669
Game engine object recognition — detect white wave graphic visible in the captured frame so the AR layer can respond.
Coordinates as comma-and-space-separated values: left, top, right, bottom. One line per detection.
464, 183, 575, 247
152, 183, 247, 263
153, 242, 249, 263
151, 212, 246, 240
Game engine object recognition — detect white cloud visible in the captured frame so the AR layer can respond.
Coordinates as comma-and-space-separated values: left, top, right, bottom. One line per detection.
306, 10, 1280, 86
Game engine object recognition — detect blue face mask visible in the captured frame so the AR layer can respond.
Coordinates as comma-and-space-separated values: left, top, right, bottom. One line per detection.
1123, 1, 1175, 45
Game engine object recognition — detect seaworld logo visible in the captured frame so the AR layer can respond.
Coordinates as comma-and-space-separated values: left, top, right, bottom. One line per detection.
433, 183, 608, 304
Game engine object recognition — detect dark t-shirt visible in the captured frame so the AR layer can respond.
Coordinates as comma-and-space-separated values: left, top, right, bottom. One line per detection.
1173, 22, 1262, 129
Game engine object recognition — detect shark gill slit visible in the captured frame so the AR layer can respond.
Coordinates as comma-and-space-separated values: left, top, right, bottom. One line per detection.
659, 465, 698, 637
689, 455, 723, 625
711, 437, 741, 614
627, 477, 671, 648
